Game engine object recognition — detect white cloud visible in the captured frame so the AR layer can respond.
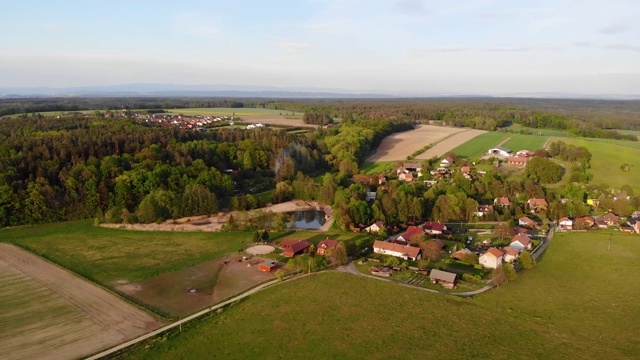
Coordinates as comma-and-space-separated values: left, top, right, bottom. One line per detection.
598, 24, 630, 35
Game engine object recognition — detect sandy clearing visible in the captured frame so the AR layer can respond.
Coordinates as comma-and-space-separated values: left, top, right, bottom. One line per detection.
236, 115, 315, 128
100, 200, 333, 232
367, 125, 465, 162
0, 244, 161, 360
416, 129, 487, 159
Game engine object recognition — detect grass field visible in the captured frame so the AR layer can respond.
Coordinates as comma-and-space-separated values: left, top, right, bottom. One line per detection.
555, 137, 640, 192
505, 124, 572, 138
124, 231, 640, 359
0, 220, 255, 285
500, 134, 549, 151
449, 131, 511, 158
166, 108, 303, 117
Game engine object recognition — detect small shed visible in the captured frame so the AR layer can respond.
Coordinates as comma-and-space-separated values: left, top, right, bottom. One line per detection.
258, 261, 277, 272
429, 269, 457, 289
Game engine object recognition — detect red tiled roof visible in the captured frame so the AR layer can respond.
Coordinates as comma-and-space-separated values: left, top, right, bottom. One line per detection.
317, 238, 337, 250
461, 166, 471, 173
511, 234, 531, 246
423, 221, 446, 232
495, 197, 510, 205
483, 248, 504, 258
373, 240, 421, 259
400, 225, 423, 241
502, 247, 520, 256
528, 198, 548, 207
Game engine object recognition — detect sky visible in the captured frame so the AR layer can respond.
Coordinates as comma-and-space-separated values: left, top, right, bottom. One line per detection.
1, 0, 639, 96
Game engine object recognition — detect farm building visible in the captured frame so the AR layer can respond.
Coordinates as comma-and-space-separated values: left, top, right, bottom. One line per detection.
258, 261, 277, 272
516, 150, 534, 157
429, 269, 457, 289
280, 239, 312, 257
397, 162, 422, 174
508, 156, 529, 166
440, 157, 455, 167
487, 147, 512, 156
479, 248, 504, 269
373, 240, 421, 261
316, 238, 337, 256
598, 213, 620, 227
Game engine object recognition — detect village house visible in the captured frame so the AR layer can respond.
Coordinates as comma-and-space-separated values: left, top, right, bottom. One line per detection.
508, 156, 529, 166
475, 205, 494, 217
377, 175, 387, 185
452, 248, 473, 261
614, 192, 630, 201
423, 221, 447, 235
364, 221, 385, 234
396, 225, 424, 243
316, 238, 337, 256
558, 217, 573, 230
280, 238, 312, 257
502, 247, 520, 263
518, 216, 538, 228
599, 213, 620, 227
513, 226, 533, 236
398, 172, 413, 183
487, 147, 512, 157
620, 226, 635, 233
373, 240, 422, 261
574, 216, 595, 229
461, 166, 471, 174
509, 234, 532, 251
494, 197, 511, 207
440, 157, 455, 167
429, 269, 457, 289
634, 221, 640, 234
527, 198, 548, 213
396, 162, 422, 175
479, 248, 504, 269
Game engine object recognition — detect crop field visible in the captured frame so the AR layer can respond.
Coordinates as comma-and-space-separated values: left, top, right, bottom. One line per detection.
448, 131, 511, 158
0, 244, 160, 360
367, 125, 467, 162
415, 129, 486, 160
125, 231, 640, 359
555, 137, 640, 192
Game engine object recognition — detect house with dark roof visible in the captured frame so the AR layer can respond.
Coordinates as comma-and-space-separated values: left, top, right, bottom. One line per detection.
429, 269, 457, 289
487, 147, 512, 157
423, 221, 447, 235
373, 240, 421, 261
599, 213, 620, 227
316, 238, 337, 256
518, 216, 538, 228
258, 261, 278, 272
452, 248, 473, 261
280, 238, 312, 257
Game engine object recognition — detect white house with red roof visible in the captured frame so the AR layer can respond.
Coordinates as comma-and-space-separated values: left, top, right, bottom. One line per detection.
364, 221, 385, 234
502, 247, 520, 263
510, 234, 532, 251
558, 217, 573, 230
518, 216, 538, 228
479, 248, 504, 269
373, 240, 422, 261
396, 225, 424, 243
423, 221, 447, 235
494, 197, 511, 207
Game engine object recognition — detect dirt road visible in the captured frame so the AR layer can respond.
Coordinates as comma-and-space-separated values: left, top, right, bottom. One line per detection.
0, 244, 161, 360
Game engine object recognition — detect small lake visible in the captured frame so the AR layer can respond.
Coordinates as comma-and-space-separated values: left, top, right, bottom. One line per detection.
288, 210, 326, 229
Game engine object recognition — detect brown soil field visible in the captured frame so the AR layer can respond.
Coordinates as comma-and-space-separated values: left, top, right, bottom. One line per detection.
237, 115, 316, 128
116, 256, 278, 317
100, 200, 333, 232
366, 125, 465, 162
0, 244, 161, 360
416, 129, 487, 159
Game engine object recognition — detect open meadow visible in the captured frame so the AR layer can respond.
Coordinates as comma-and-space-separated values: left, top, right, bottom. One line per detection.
124, 231, 640, 359
500, 133, 549, 151
0, 244, 160, 360
555, 137, 640, 192
367, 125, 466, 162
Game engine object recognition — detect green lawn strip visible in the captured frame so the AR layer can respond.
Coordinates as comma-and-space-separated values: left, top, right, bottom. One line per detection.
449, 131, 511, 159
501, 134, 548, 151
360, 161, 394, 174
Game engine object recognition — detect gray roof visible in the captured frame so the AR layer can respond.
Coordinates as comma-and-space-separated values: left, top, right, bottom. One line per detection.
494, 147, 512, 152
429, 269, 457, 283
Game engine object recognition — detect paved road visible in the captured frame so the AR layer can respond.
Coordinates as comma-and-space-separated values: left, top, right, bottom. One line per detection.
532, 225, 554, 261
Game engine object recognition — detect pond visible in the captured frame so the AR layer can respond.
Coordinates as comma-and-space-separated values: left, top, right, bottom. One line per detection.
288, 210, 326, 229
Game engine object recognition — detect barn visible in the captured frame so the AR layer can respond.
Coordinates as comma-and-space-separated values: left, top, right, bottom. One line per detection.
487, 147, 512, 157
258, 261, 277, 272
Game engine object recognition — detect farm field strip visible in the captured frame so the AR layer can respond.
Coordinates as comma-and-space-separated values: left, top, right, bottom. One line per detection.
416, 129, 486, 159
448, 131, 511, 159
0, 244, 161, 360
500, 134, 549, 151
367, 125, 466, 162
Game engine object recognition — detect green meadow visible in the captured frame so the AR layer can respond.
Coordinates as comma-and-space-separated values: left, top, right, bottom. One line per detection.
556, 137, 640, 192
449, 131, 510, 158
360, 161, 394, 174
125, 231, 640, 360
501, 134, 549, 151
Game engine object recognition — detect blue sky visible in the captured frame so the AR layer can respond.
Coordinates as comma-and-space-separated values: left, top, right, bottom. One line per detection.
1, 0, 638, 95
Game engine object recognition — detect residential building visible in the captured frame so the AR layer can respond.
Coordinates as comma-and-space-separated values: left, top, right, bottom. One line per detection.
502, 247, 520, 263
479, 248, 504, 269
519, 216, 538, 228
487, 147, 512, 156
423, 221, 447, 235
599, 213, 620, 227
452, 248, 473, 261
510, 234, 532, 251
558, 217, 573, 230
364, 221, 385, 234
508, 156, 529, 166
373, 240, 422, 261
397, 225, 424, 243
574, 216, 595, 229
494, 197, 511, 207
527, 198, 548, 213
475, 205, 494, 217
316, 238, 337, 256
